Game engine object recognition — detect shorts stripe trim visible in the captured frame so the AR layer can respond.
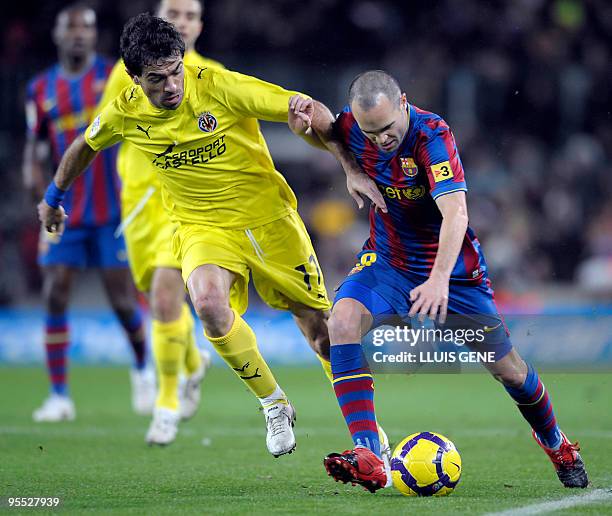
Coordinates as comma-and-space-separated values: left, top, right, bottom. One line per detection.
245, 229, 266, 263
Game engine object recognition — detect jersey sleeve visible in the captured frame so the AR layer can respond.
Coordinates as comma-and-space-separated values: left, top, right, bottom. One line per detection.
25, 79, 48, 139
94, 59, 133, 117
333, 108, 354, 146
414, 119, 467, 200
84, 100, 124, 151
211, 69, 305, 122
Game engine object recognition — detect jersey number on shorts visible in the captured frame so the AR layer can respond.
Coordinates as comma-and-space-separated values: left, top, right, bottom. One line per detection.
295, 254, 321, 291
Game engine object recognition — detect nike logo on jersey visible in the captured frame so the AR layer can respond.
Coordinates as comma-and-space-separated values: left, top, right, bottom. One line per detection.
136, 124, 152, 139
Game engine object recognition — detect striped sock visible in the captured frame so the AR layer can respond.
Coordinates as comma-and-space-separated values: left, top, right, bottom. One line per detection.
45, 314, 69, 396
505, 363, 561, 449
119, 309, 147, 370
331, 343, 380, 457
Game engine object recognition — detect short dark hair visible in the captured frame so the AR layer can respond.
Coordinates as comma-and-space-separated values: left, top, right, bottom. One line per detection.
120, 13, 185, 76
348, 70, 402, 111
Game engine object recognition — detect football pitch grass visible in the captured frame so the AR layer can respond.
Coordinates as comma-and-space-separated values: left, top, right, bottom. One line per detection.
1, 366, 611, 514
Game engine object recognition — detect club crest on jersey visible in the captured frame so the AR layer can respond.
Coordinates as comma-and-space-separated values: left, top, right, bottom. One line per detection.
197, 111, 218, 132
400, 157, 418, 177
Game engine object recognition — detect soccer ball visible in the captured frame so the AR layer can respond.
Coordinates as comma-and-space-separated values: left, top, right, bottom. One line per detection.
390, 431, 461, 496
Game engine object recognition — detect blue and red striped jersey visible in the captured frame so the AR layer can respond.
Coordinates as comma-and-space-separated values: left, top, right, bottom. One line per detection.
25, 55, 120, 228
336, 103, 486, 284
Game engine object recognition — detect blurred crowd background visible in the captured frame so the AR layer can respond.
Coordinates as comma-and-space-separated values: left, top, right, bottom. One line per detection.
0, 0, 611, 309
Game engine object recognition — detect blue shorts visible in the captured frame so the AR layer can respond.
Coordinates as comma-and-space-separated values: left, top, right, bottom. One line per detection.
38, 223, 129, 269
335, 250, 512, 359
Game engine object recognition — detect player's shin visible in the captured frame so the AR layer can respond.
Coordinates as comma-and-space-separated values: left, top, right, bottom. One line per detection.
119, 308, 147, 371
331, 343, 381, 457
44, 313, 70, 395
504, 362, 562, 449
152, 317, 185, 411
205, 310, 279, 399
180, 303, 202, 375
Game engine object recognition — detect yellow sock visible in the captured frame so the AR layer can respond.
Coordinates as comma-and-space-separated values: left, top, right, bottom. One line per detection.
317, 354, 333, 383
152, 316, 185, 411
181, 303, 202, 376
205, 310, 277, 398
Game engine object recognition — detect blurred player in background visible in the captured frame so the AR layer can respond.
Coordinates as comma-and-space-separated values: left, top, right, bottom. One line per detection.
310, 71, 588, 492
96, 0, 222, 445
22, 4, 155, 422
39, 13, 341, 458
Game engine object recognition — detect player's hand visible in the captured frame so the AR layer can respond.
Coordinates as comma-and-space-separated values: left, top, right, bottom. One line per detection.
288, 95, 314, 136
408, 274, 449, 323
346, 171, 388, 213
37, 201, 67, 236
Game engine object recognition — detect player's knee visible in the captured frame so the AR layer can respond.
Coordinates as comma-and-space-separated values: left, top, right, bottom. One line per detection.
108, 292, 143, 330
192, 287, 231, 327
150, 292, 179, 322
328, 307, 362, 344
150, 284, 181, 322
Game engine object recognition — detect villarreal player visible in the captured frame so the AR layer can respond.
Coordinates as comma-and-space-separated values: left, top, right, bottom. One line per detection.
39, 13, 340, 458
96, 0, 224, 446
309, 71, 588, 491
24, 4, 154, 422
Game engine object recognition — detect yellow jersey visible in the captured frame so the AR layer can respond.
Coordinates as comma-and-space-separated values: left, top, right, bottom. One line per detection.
86, 65, 301, 229
96, 51, 225, 200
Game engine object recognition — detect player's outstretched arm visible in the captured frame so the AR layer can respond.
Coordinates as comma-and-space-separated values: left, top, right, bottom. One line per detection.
37, 134, 98, 234
288, 95, 387, 213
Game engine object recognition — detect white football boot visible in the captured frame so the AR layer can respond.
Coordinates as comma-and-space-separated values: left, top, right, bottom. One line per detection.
179, 349, 212, 421
32, 394, 76, 422
264, 401, 297, 457
130, 368, 156, 416
378, 424, 393, 487
145, 407, 179, 446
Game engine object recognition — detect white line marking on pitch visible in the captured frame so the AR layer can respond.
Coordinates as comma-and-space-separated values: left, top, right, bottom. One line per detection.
486, 488, 612, 515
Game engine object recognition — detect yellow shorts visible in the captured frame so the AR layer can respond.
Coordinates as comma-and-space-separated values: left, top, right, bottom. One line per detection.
172, 210, 331, 314
122, 188, 179, 292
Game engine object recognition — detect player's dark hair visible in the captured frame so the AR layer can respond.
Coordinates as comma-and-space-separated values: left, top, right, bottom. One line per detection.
120, 13, 185, 76
348, 70, 402, 111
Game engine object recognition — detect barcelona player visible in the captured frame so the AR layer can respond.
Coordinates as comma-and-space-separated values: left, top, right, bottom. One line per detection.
37, 13, 362, 457
314, 71, 588, 491
96, 0, 223, 445
23, 4, 154, 422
